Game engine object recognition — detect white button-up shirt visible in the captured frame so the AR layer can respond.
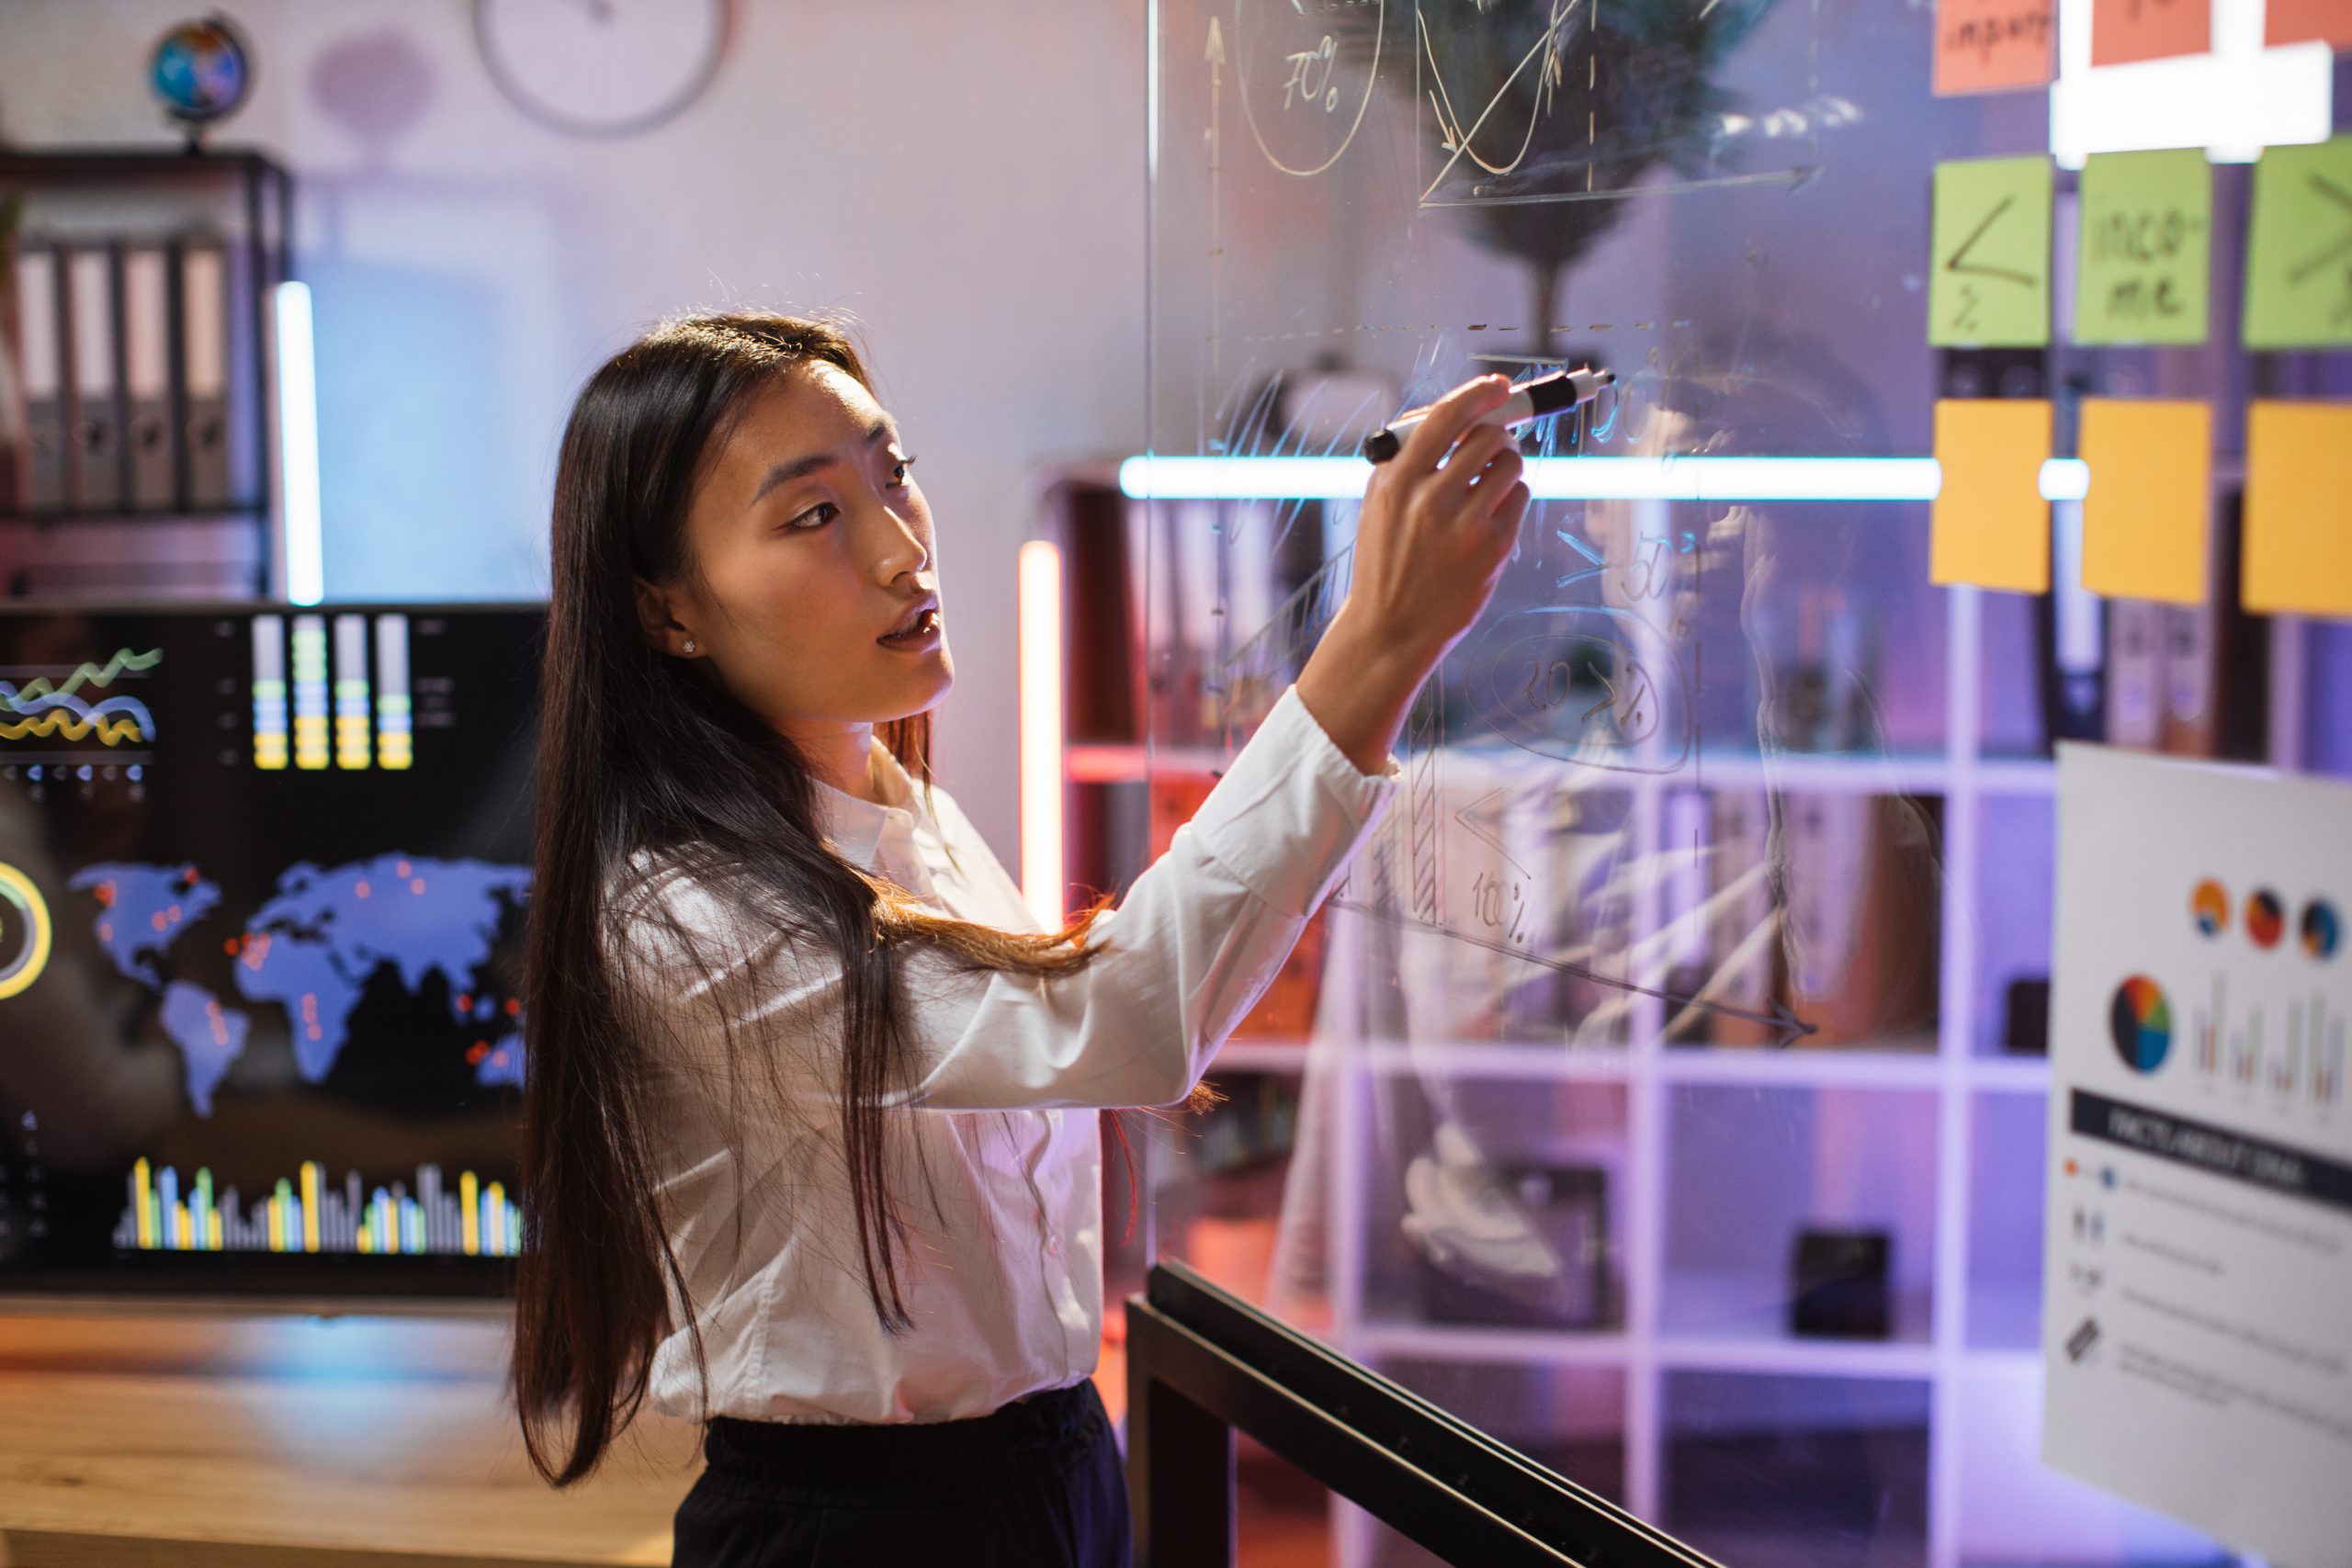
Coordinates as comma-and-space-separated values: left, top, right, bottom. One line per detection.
617, 682, 1401, 1425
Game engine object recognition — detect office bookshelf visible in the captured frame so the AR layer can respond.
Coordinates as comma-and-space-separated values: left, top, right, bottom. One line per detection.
0, 147, 293, 599
1040, 472, 2310, 1568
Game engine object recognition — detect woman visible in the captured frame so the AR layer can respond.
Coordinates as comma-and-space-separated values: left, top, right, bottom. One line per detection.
513, 310, 1529, 1566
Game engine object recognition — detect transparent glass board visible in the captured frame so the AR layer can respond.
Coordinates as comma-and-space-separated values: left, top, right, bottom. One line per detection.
1139, 4, 2228, 1564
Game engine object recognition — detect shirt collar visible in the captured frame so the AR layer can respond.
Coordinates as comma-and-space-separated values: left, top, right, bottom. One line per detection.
809, 737, 933, 874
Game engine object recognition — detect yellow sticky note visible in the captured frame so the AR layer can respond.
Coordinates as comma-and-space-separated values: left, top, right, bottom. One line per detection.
2244, 401, 2352, 618
1932, 399, 2051, 592
2080, 400, 2210, 604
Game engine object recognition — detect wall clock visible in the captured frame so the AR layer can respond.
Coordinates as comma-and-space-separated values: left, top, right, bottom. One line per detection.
473, 0, 727, 139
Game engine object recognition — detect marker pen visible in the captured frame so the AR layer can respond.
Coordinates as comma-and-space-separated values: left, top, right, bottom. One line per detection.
1361, 367, 1615, 464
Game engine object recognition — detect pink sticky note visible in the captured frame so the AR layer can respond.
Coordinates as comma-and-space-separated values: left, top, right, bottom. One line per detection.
2266, 0, 2352, 49
2092, 0, 2213, 64
1935, 0, 2057, 96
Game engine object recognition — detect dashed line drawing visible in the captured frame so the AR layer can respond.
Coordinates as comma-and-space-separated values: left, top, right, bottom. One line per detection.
1427, 165, 1817, 209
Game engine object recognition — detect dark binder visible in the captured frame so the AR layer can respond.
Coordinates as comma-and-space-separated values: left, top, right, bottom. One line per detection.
2104, 598, 2163, 749
122, 242, 175, 511
64, 243, 125, 512
14, 242, 67, 512
178, 239, 232, 509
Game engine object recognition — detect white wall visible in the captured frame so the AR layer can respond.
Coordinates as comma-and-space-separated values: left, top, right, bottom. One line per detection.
0, 0, 1150, 857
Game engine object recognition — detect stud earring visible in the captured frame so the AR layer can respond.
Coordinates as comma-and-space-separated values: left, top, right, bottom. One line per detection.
683, 639, 697, 655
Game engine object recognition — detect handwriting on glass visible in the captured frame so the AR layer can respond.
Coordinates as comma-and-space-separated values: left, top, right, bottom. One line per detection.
1283, 35, 1341, 112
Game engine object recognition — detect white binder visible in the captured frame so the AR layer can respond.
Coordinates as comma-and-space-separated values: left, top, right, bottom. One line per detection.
65, 243, 124, 512
121, 243, 175, 511
179, 241, 231, 509
13, 243, 66, 512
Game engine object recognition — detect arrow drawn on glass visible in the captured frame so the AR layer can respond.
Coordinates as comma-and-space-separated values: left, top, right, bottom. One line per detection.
1453, 785, 1534, 877
1207, 16, 1226, 400
1329, 895, 1818, 1047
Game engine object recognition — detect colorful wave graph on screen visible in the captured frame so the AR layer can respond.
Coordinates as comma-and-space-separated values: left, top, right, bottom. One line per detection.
115, 1157, 519, 1258
0, 708, 155, 746
1, 648, 161, 747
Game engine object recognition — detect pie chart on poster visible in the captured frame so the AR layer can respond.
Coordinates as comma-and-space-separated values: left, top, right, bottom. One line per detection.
2305, 899, 2342, 961
2109, 976, 2172, 1074
2191, 878, 2229, 938
2248, 889, 2285, 949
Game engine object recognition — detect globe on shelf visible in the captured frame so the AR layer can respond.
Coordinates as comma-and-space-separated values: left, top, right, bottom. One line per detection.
150, 16, 252, 141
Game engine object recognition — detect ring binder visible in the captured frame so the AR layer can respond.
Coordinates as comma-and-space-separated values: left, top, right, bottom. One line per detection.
0, 148, 292, 598
64, 243, 125, 512
179, 238, 231, 510
122, 242, 175, 511
13, 242, 65, 512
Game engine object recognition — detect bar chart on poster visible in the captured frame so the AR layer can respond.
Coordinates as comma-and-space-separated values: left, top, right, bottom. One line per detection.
1138, 1, 2347, 1563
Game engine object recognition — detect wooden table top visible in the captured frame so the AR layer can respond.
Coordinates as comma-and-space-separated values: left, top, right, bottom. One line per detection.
0, 1311, 700, 1568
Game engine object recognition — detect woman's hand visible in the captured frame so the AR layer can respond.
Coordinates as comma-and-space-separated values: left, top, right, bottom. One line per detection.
1296, 374, 1531, 775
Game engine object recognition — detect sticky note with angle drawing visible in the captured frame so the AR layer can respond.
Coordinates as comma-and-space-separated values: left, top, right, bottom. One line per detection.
1932, 399, 2051, 593
2243, 401, 2352, 618
1930, 157, 2053, 347
2079, 400, 2210, 604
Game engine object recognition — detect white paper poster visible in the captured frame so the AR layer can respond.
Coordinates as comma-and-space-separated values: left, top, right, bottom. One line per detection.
2044, 746, 2352, 1568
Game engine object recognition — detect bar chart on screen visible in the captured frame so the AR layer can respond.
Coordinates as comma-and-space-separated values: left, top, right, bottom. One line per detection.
250, 612, 413, 772
114, 1157, 520, 1258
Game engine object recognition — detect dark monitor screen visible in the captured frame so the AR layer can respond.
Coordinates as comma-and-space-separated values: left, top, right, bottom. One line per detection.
0, 603, 541, 1300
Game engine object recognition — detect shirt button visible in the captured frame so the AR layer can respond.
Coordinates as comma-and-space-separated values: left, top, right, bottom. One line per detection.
1046, 1233, 1062, 1257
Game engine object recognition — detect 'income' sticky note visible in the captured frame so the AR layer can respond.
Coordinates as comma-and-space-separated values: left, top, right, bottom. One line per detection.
1935, 0, 2057, 94
2076, 150, 2211, 344
1932, 399, 2051, 592
2079, 400, 2211, 604
2267, 0, 2352, 48
1929, 157, 2052, 347
2244, 138, 2352, 349
2091, 0, 2211, 64
2243, 401, 2352, 618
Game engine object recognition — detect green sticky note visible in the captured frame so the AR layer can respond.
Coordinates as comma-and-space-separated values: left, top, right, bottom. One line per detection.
1930, 156, 2052, 347
2245, 137, 2352, 348
2075, 149, 2211, 344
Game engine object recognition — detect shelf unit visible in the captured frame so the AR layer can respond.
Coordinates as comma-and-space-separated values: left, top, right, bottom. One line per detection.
1041, 467, 2284, 1565
1140, 580, 2222, 1568
0, 147, 293, 599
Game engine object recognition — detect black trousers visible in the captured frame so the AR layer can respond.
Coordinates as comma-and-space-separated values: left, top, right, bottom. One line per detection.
672, 1380, 1132, 1568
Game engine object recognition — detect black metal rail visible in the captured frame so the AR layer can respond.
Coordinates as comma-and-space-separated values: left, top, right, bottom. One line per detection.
1126, 1261, 1725, 1568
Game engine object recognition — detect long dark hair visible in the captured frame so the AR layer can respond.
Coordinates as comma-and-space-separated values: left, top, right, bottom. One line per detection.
514, 313, 1113, 1486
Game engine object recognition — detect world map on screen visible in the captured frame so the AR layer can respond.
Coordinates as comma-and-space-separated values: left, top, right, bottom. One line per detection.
67, 855, 530, 1115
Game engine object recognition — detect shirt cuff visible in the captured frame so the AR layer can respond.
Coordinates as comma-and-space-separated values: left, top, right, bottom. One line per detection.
1184, 682, 1403, 920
